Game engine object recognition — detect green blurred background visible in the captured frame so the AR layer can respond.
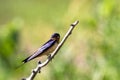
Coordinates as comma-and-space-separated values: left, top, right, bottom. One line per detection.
0, 0, 120, 80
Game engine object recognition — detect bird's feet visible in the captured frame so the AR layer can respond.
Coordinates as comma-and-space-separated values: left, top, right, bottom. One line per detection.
47, 54, 51, 59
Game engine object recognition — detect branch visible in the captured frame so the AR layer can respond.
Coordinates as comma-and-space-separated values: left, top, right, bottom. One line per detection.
22, 20, 79, 80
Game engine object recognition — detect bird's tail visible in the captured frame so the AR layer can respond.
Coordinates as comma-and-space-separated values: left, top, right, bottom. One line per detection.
15, 62, 25, 70
15, 55, 33, 70
22, 55, 32, 63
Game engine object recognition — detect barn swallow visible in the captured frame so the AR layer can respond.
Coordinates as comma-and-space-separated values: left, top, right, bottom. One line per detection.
22, 33, 60, 63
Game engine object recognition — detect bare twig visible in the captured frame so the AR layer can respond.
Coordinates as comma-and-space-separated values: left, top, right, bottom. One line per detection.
22, 20, 79, 80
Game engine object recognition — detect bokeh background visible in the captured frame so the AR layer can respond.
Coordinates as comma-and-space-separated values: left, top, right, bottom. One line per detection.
0, 0, 120, 80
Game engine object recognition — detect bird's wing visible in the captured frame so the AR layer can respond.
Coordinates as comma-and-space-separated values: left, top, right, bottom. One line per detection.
22, 39, 56, 63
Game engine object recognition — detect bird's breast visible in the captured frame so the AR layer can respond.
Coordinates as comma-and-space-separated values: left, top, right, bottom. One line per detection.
44, 42, 58, 55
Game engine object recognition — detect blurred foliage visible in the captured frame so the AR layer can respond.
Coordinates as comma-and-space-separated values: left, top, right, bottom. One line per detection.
0, 0, 120, 80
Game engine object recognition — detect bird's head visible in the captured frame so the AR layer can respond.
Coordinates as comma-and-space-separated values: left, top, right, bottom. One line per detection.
51, 33, 60, 43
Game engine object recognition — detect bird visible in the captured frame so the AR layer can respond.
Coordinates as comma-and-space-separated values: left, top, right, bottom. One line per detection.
22, 33, 60, 63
